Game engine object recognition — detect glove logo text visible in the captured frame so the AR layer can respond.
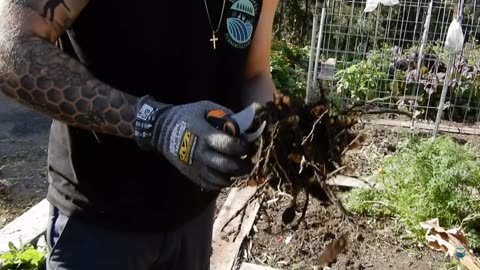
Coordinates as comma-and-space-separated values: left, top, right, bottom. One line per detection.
169, 121, 187, 155
178, 130, 197, 165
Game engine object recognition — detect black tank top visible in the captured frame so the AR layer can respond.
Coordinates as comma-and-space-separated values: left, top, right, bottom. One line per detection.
47, 0, 263, 231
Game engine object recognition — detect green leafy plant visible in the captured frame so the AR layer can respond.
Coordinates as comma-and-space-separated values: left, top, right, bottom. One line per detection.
345, 136, 480, 249
427, 41, 449, 64
446, 72, 480, 121
458, 38, 480, 67
270, 40, 309, 100
366, 44, 395, 71
335, 59, 388, 101
0, 242, 47, 270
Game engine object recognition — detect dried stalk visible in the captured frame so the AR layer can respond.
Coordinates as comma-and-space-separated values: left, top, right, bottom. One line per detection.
221, 176, 272, 232
302, 109, 329, 145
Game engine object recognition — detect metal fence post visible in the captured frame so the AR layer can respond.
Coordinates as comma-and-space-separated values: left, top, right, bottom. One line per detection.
312, 8, 327, 100
432, 0, 466, 137
410, 0, 433, 130
432, 54, 457, 137
306, 15, 319, 105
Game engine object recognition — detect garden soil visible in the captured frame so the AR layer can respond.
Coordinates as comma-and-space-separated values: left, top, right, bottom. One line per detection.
1, 95, 478, 269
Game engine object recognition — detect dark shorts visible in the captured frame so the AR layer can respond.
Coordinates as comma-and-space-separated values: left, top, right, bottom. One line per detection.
46, 202, 215, 270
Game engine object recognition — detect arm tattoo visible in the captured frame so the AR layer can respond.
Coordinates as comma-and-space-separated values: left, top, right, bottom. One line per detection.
0, 36, 138, 138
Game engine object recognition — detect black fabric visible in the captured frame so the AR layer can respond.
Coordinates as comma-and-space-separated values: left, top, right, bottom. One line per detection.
46, 202, 215, 270
47, 0, 263, 232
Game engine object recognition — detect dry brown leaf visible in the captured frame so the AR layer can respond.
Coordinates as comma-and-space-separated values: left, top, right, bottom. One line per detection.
319, 233, 349, 267
420, 218, 480, 270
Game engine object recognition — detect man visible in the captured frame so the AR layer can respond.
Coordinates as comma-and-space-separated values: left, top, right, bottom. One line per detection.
0, 0, 278, 269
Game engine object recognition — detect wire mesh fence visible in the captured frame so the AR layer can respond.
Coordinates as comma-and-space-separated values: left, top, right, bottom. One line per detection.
312, 0, 480, 135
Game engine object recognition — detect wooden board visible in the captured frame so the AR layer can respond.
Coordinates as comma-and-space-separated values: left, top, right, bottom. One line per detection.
240, 262, 282, 270
367, 119, 480, 135
0, 199, 49, 253
211, 187, 260, 270
326, 175, 372, 188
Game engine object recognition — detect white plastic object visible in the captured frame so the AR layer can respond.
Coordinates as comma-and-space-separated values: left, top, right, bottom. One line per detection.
381, 0, 400, 6
365, 0, 399, 12
445, 18, 464, 53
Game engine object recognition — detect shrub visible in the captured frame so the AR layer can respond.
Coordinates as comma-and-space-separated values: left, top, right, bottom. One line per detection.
0, 242, 46, 270
345, 136, 480, 248
335, 59, 388, 101
270, 41, 309, 100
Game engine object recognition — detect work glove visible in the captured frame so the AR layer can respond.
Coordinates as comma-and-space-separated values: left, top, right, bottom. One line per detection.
134, 95, 252, 191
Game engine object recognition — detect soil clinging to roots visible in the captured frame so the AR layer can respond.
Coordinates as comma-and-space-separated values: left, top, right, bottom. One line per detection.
234, 90, 368, 227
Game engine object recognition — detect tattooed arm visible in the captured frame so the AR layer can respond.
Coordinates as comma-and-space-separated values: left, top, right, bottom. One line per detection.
0, 0, 138, 138
0, 0, 254, 189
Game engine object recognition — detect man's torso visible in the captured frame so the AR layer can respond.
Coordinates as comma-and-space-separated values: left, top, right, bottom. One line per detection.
47, 0, 263, 231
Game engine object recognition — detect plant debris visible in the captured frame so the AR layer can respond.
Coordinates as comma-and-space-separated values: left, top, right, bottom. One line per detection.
319, 233, 350, 267
420, 218, 480, 270
233, 89, 370, 226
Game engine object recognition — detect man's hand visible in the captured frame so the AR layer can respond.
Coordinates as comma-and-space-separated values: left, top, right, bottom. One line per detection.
135, 96, 252, 191
242, 74, 276, 107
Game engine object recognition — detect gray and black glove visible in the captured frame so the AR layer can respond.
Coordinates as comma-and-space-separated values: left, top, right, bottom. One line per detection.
134, 95, 252, 191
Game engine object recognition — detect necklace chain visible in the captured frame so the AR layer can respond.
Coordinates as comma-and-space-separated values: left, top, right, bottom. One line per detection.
203, 0, 227, 34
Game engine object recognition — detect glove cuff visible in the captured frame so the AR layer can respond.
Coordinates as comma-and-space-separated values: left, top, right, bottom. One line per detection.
134, 95, 172, 151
